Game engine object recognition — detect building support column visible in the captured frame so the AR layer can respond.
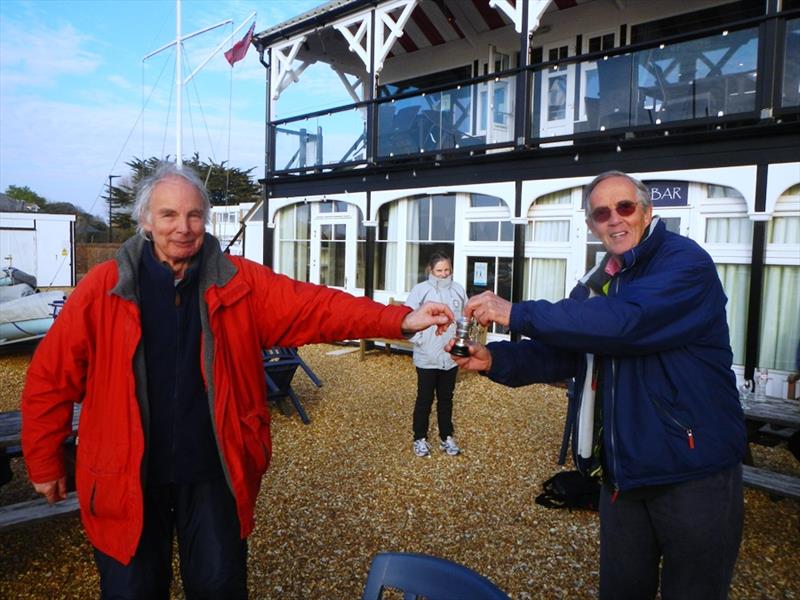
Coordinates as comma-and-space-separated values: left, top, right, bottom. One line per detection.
743, 163, 769, 382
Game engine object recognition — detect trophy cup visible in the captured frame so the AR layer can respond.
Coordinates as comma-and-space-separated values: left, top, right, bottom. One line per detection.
449, 317, 474, 358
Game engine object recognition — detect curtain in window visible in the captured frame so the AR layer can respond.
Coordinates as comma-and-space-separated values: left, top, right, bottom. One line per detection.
524, 258, 567, 302
705, 217, 752, 243
715, 264, 750, 365
759, 265, 800, 371
377, 203, 399, 290
770, 215, 800, 244
534, 220, 570, 241
406, 199, 422, 290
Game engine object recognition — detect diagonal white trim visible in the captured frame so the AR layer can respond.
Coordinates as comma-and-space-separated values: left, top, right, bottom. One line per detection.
489, 0, 552, 34
333, 13, 372, 70
374, 0, 418, 74
270, 36, 310, 100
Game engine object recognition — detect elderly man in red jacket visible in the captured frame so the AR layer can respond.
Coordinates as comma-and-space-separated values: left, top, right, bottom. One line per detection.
22, 161, 453, 599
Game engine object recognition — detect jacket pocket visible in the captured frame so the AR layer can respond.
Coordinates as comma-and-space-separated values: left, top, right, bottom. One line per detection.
648, 393, 696, 450
76, 465, 129, 520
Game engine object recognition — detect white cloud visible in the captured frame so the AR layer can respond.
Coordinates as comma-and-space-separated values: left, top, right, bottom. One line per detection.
0, 17, 103, 89
0, 90, 265, 217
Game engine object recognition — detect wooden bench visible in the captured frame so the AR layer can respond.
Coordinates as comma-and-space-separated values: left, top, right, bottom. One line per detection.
359, 298, 414, 360
742, 464, 800, 501
742, 396, 800, 501
1, 405, 81, 529
0, 492, 80, 532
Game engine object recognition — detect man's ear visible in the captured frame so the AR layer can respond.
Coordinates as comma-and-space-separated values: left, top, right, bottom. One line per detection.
643, 204, 654, 227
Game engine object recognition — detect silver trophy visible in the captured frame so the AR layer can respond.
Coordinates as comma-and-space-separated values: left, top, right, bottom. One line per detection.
450, 317, 475, 358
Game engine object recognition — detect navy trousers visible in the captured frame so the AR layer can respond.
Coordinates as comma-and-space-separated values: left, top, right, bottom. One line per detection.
413, 367, 458, 441
94, 478, 248, 600
599, 463, 743, 600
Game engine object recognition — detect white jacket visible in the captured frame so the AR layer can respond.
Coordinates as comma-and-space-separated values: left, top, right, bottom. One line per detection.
404, 275, 467, 370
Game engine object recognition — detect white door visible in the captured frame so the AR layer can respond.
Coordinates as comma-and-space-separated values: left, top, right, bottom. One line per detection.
475, 48, 513, 144
310, 202, 359, 293
539, 42, 575, 139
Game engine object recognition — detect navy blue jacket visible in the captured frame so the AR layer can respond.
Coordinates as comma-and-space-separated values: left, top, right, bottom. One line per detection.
486, 219, 747, 491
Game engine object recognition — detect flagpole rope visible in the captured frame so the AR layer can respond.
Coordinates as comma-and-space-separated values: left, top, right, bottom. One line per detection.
161, 50, 176, 160
84, 49, 174, 217
226, 43, 234, 205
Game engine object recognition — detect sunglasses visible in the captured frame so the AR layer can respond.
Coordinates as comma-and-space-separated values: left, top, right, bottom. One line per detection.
588, 200, 638, 223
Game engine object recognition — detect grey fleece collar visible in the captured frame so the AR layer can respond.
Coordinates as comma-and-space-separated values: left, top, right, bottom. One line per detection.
111, 233, 237, 302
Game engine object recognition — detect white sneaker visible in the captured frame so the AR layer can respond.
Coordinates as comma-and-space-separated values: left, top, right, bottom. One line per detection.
413, 438, 431, 458
439, 436, 461, 456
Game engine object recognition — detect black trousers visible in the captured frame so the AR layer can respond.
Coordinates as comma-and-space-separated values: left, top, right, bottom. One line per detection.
413, 367, 458, 441
599, 463, 743, 600
94, 478, 248, 600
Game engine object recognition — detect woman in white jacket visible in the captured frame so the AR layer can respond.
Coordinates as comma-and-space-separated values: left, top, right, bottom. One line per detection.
405, 253, 467, 457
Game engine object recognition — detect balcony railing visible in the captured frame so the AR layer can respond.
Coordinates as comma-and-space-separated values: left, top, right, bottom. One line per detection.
533, 26, 760, 140
268, 15, 798, 175
377, 73, 516, 158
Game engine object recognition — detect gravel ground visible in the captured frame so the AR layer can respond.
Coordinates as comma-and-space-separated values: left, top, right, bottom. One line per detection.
1, 342, 798, 599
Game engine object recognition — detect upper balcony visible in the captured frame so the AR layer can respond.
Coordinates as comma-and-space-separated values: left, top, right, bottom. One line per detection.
263, 8, 800, 177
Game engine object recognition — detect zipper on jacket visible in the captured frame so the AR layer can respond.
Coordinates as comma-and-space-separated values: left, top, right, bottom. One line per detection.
649, 394, 696, 450
606, 277, 622, 492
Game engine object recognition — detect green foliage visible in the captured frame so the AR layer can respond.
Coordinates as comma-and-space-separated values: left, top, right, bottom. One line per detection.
5, 185, 47, 208
3, 185, 108, 243
107, 155, 260, 242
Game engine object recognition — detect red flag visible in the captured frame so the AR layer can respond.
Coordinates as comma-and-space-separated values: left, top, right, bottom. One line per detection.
225, 22, 255, 66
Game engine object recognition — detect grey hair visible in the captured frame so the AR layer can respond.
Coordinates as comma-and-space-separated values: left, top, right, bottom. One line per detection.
132, 161, 211, 237
584, 170, 652, 210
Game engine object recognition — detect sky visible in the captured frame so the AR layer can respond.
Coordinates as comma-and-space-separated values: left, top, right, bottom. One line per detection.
0, 0, 337, 218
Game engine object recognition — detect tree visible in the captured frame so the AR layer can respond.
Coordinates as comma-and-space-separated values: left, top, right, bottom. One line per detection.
5, 185, 47, 209
3, 185, 108, 243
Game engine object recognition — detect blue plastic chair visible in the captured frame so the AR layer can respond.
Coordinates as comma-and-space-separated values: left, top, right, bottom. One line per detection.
361, 552, 510, 600
262, 347, 322, 424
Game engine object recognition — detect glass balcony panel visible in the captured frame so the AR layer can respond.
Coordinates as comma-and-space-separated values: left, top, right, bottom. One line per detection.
537, 26, 760, 139
377, 74, 515, 158
783, 18, 800, 108
637, 28, 759, 122
273, 107, 366, 171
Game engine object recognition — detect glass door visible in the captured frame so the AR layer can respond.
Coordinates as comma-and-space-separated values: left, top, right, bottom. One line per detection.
466, 255, 513, 335
476, 48, 512, 144
539, 41, 576, 139
310, 202, 359, 293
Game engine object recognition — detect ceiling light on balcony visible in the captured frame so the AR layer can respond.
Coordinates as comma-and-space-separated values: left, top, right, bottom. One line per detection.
455, 144, 460, 149
600, 125, 606, 131
616, 144, 621, 153
722, 30, 729, 36
718, 110, 725, 117
655, 118, 662, 125
659, 44, 665, 49
574, 153, 580, 161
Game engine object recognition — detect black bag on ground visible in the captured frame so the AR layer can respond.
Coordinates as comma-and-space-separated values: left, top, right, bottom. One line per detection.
535, 470, 601, 511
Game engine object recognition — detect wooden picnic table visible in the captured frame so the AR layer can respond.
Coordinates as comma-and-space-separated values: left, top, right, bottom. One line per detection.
742, 395, 800, 500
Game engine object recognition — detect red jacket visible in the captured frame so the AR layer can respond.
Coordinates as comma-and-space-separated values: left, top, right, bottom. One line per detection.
22, 235, 409, 564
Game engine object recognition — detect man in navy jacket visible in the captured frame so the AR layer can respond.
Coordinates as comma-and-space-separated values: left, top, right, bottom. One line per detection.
450, 171, 746, 600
